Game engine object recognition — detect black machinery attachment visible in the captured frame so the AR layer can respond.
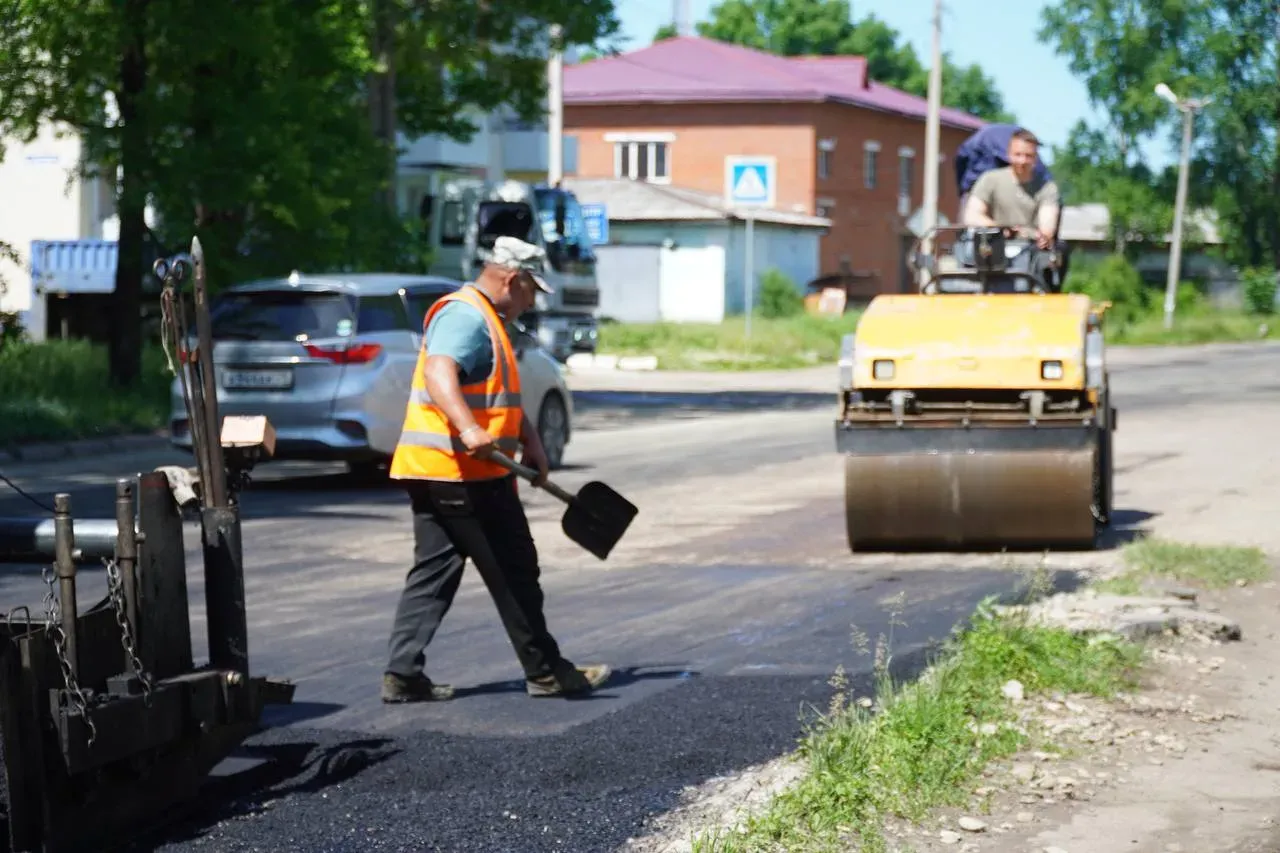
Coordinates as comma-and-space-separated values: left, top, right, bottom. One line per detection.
0, 237, 294, 852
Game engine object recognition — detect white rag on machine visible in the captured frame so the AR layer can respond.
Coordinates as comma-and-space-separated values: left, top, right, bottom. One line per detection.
154, 465, 201, 509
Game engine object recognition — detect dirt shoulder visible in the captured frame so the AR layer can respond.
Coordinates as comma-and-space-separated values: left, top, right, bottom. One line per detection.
891, 570, 1280, 853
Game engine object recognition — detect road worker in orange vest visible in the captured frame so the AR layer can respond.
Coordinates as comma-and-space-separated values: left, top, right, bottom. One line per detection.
382, 236, 612, 703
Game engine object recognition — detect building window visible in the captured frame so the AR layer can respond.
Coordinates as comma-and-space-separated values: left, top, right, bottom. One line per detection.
898, 146, 915, 199
817, 138, 836, 180
863, 141, 880, 190
816, 197, 835, 220
606, 132, 675, 183
614, 141, 669, 181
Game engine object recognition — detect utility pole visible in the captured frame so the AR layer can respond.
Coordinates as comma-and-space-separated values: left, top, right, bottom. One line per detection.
1154, 83, 1212, 330
547, 24, 564, 187
918, 0, 943, 290
675, 0, 693, 35
369, 0, 398, 213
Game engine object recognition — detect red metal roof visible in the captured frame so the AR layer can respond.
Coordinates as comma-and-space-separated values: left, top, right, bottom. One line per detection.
564, 36, 986, 131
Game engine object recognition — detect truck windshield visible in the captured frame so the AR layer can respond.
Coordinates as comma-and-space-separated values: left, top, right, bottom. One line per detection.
535, 190, 592, 251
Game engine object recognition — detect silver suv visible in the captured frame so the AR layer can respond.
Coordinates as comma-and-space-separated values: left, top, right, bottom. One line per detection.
168, 273, 574, 474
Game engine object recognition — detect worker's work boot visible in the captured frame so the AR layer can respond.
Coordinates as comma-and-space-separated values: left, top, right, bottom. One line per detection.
526, 661, 612, 698
381, 672, 455, 703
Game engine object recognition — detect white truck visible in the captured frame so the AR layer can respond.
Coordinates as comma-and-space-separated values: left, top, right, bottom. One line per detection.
13, 176, 603, 361
424, 178, 600, 362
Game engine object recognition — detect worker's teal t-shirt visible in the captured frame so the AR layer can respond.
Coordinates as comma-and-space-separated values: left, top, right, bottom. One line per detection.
425, 299, 496, 384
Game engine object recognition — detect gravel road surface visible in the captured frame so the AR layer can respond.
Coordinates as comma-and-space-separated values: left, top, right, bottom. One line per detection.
0, 342, 1274, 851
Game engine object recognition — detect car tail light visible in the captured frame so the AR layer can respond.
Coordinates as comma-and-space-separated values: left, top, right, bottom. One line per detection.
304, 342, 383, 364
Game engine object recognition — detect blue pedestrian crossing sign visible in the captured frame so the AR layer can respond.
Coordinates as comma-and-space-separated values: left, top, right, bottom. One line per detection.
724, 156, 776, 209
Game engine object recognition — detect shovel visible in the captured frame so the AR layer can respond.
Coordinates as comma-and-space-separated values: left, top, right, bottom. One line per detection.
490, 452, 638, 560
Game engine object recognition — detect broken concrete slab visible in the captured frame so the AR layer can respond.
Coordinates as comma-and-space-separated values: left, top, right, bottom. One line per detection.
1000, 592, 1242, 643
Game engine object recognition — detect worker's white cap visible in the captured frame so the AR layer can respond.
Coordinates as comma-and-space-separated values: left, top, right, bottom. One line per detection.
489, 236, 553, 293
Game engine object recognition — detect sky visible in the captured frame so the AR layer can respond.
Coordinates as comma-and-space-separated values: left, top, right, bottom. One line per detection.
610, 0, 1175, 169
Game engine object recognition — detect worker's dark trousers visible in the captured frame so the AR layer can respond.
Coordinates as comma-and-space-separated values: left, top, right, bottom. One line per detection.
385, 475, 563, 681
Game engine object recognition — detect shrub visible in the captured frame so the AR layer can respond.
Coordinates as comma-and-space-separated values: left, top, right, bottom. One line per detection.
1174, 280, 1206, 315
0, 339, 172, 445
1063, 254, 1151, 323
1242, 267, 1277, 316
757, 268, 804, 319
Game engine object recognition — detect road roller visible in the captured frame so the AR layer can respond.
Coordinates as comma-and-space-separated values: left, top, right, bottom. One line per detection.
834, 224, 1116, 552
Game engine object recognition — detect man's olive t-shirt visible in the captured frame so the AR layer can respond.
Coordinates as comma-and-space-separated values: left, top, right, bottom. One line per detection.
970, 166, 1060, 229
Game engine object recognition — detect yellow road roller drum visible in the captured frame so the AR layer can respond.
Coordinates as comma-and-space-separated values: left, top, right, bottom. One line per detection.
834, 226, 1116, 552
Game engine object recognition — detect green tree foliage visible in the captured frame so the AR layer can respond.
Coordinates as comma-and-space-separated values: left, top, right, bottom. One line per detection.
1039, 0, 1195, 156
685, 0, 1014, 122
0, 0, 620, 384
1038, 0, 1280, 268
1048, 119, 1173, 250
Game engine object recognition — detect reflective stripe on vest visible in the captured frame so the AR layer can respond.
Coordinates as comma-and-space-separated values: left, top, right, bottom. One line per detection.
408, 387, 522, 409
389, 286, 524, 481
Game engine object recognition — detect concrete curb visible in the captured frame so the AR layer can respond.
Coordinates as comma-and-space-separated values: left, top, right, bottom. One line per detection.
0, 432, 172, 467
566, 353, 659, 371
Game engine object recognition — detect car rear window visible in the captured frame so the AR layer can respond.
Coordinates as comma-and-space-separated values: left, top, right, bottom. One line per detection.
355, 294, 411, 333
210, 290, 356, 341
405, 289, 466, 330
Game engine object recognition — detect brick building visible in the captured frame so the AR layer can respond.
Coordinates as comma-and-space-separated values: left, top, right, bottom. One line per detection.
562, 36, 987, 295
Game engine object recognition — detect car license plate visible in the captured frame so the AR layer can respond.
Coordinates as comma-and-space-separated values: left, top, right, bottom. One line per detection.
222, 369, 293, 390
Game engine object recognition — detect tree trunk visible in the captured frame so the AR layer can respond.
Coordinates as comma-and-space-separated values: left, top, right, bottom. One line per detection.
1271, 7, 1280, 268
369, 0, 398, 214
110, 0, 149, 387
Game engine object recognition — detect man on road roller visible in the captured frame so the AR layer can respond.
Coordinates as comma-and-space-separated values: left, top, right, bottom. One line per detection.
963, 128, 1061, 250
834, 125, 1115, 553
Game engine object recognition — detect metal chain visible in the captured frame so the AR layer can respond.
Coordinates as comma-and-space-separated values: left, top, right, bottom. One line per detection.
41, 565, 97, 745
103, 557, 154, 706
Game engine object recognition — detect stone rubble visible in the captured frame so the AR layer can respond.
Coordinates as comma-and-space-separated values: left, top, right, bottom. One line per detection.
873, 602, 1246, 853
998, 589, 1242, 642
619, 754, 806, 853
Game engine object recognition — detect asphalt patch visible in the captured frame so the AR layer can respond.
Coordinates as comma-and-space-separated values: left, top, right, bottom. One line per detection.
130, 671, 846, 853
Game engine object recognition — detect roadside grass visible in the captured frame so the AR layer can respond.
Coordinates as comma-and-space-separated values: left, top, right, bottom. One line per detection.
0, 339, 173, 448
596, 312, 859, 370
1095, 536, 1273, 596
596, 305, 1272, 371
690, 591, 1143, 852
1109, 309, 1277, 346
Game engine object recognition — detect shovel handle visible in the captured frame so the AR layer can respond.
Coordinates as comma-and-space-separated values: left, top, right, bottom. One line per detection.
489, 452, 577, 505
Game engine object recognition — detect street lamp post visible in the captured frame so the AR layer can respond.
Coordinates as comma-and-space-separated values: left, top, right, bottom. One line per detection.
1154, 82, 1212, 331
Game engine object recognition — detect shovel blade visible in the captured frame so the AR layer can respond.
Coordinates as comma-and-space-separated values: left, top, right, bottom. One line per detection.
561, 481, 638, 560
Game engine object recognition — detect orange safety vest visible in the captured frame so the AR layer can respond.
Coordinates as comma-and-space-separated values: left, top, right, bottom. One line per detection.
389, 285, 523, 481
